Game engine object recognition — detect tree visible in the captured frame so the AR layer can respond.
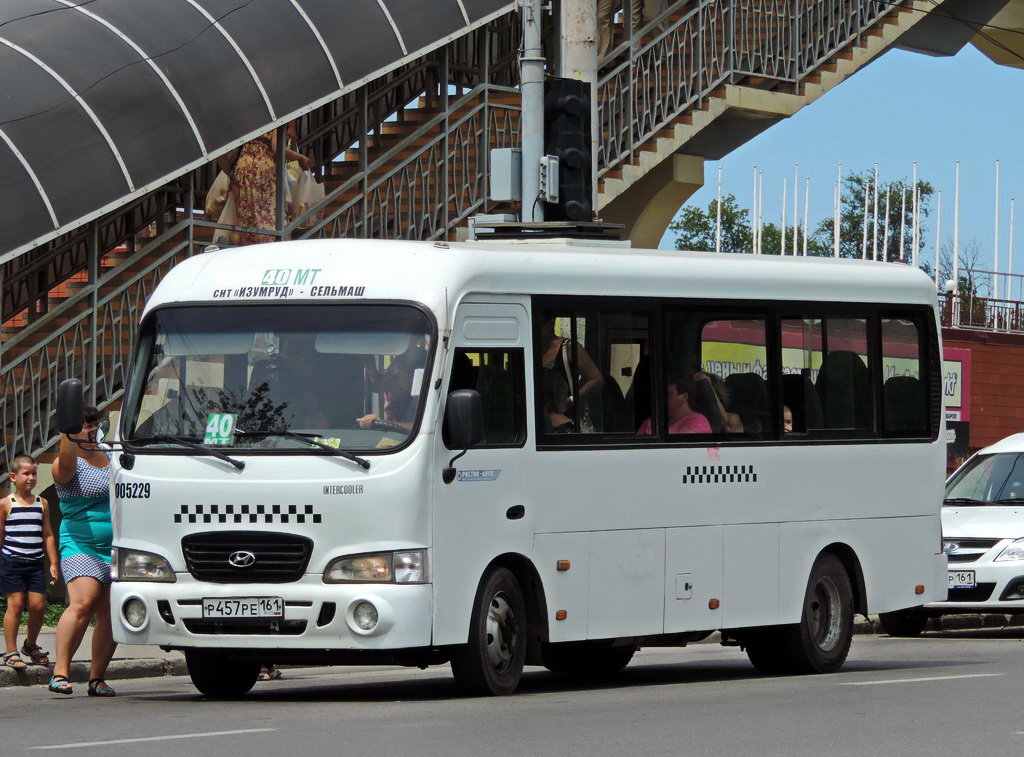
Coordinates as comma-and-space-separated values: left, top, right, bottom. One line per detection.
670, 193, 752, 253
670, 169, 934, 263
809, 171, 933, 261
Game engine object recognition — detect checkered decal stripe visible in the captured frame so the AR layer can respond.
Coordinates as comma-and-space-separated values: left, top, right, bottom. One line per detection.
682, 465, 757, 484
174, 504, 322, 524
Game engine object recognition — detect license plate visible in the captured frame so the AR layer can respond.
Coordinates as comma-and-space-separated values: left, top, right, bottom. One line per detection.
948, 570, 976, 589
201, 597, 284, 619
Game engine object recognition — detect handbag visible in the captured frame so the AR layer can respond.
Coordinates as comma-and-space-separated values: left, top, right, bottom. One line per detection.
293, 171, 325, 228
212, 193, 240, 246
205, 170, 231, 219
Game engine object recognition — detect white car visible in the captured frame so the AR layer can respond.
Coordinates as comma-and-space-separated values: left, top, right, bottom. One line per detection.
879, 432, 1024, 636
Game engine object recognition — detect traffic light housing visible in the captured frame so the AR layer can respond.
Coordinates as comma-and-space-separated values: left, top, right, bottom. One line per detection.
543, 78, 592, 222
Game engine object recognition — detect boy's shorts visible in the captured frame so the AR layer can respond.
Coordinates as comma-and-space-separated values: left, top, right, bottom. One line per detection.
0, 554, 47, 595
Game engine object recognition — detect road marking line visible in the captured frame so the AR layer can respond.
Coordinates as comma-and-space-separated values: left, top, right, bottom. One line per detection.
842, 673, 1003, 686
28, 728, 276, 750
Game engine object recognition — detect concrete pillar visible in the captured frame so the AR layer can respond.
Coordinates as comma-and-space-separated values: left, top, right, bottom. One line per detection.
599, 154, 705, 249
557, 0, 599, 212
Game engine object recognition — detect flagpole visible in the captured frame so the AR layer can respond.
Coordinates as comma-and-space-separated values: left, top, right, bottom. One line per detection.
834, 162, 842, 258
911, 161, 918, 268
899, 185, 906, 262
872, 162, 879, 261
934, 190, 942, 290
953, 160, 960, 324
803, 177, 810, 256
782, 177, 788, 256
861, 176, 869, 260
882, 186, 890, 262
715, 165, 722, 253
994, 158, 1001, 301
793, 163, 799, 254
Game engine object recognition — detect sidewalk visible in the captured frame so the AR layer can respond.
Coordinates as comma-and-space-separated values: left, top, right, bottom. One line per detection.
0, 626, 184, 688
1, 613, 1022, 688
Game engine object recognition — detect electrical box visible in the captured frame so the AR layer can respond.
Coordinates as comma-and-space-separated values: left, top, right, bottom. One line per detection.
489, 148, 522, 202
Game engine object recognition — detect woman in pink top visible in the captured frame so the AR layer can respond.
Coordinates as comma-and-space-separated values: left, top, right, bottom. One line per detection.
636, 373, 712, 435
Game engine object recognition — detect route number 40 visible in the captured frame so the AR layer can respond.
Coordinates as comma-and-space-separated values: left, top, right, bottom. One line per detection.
204, 413, 236, 446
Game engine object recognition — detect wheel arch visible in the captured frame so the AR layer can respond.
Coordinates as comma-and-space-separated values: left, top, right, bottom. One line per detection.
818, 542, 867, 616
484, 552, 550, 645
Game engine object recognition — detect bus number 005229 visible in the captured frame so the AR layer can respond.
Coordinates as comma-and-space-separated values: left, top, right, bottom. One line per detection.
114, 482, 151, 499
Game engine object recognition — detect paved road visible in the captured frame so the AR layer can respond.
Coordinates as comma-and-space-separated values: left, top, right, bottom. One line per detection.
5, 629, 1024, 756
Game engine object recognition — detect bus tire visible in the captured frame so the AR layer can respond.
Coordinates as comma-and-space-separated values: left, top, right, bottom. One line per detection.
185, 649, 261, 698
779, 553, 854, 674
541, 642, 636, 676
450, 567, 527, 696
877, 608, 928, 637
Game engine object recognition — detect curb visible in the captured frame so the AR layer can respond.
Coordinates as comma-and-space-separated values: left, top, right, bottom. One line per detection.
0, 657, 186, 688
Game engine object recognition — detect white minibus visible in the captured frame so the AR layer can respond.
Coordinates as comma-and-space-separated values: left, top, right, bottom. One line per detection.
57, 238, 947, 696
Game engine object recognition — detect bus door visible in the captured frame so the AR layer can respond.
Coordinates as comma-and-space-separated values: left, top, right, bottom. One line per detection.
431, 300, 534, 646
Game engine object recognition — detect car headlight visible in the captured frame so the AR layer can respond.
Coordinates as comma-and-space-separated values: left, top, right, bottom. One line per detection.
324, 550, 428, 584
995, 538, 1024, 562
115, 548, 176, 582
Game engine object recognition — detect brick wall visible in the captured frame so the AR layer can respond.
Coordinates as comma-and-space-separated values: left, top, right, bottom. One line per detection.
943, 327, 1024, 453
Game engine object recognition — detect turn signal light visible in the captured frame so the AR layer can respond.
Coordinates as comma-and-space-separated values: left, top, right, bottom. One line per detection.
555, 610, 567, 621
556, 560, 571, 571
708, 599, 720, 610
915, 585, 925, 595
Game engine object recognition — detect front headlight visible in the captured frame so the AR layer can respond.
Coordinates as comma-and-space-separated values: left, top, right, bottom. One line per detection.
115, 548, 176, 582
324, 550, 428, 584
995, 538, 1024, 562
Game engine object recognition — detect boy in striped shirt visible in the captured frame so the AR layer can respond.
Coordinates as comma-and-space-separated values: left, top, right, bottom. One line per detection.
0, 454, 58, 669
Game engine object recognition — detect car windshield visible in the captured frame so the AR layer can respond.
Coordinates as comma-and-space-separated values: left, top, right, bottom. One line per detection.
945, 453, 1024, 504
124, 304, 432, 453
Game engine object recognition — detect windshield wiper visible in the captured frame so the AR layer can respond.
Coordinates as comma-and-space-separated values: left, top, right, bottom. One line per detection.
130, 435, 245, 470
235, 430, 371, 470
992, 498, 1024, 505
943, 497, 989, 506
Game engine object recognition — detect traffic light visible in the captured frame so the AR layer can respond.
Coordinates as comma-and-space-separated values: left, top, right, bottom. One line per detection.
543, 77, 592, 222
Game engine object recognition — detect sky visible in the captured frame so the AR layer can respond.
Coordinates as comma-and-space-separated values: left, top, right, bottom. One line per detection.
658, 43, 1024, 292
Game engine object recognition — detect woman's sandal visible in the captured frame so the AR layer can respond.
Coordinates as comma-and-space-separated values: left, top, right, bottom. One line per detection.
48, 675, 72, 695
21, 641, 49, 666
3, 652, 28, 670
258, 666, 282, 681
87, 678, 116, 697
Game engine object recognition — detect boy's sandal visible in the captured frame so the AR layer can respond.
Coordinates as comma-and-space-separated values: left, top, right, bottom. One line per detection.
21, 641, 49, 665
87, 678, 116, 697
48, 675, 72, 695
3, 652, 28, 670
258, 666, 282, 681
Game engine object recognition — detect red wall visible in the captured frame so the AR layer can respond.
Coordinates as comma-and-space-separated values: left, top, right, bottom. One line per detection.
943, 327, 1024, 454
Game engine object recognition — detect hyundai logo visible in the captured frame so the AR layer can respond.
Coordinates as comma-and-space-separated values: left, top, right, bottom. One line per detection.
228, 550, 257, 568
943, 541, 960, 554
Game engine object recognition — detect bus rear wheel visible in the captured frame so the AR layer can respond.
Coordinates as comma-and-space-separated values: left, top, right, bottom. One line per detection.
746, 553, 854, 675
185, 649, 261, 698
541, 641, 636, 676
450, 567, 527, 696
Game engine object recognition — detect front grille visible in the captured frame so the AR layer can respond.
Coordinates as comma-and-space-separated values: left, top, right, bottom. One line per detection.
184, 618, 307, 635
944, 583, 996, 602
945, 538, 1001, 564
181, 531, 312, 583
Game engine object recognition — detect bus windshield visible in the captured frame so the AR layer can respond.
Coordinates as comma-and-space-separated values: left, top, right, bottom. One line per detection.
124, 304, 433, 452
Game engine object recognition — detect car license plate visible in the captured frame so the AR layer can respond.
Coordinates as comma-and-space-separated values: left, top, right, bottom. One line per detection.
202, 597, 284, 619
948, 570, 976, 590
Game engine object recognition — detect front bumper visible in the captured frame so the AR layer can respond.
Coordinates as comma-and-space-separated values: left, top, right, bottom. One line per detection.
924, 559, 1024, 614
111, 576, 433, 649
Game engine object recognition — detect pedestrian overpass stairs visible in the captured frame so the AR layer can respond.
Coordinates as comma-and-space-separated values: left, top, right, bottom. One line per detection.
0, 0, 988, 472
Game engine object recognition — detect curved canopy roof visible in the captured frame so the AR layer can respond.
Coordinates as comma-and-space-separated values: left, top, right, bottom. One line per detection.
0, 0, 514, 262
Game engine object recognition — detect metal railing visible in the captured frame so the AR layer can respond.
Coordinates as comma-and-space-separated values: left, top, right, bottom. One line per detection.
942, 268, 1024, 333
598, 0, 903, 176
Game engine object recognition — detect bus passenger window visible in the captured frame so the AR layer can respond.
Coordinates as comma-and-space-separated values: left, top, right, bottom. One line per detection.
881, 316, 928, 435
536, 307, 650, 439
443, 349, 525, 448
664, 313, 768, 440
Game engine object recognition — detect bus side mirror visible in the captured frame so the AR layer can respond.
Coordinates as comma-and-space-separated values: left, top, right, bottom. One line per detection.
443, 389, 484, 484
56, 379, 85, 434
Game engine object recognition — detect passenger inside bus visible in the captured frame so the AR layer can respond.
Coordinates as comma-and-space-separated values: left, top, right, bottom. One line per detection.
357, 345, 428, 431
540, 318, 604, 413
541, 369, 575, 433
636, 373, 712, 435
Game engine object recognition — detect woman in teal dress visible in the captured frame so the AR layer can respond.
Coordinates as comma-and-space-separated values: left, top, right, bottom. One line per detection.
48, 406, 117, 697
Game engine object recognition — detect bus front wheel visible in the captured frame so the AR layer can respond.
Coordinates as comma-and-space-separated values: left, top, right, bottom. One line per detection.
746, 553, 853, 675
450, 567, 527, 696
185, 649, 261, 698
